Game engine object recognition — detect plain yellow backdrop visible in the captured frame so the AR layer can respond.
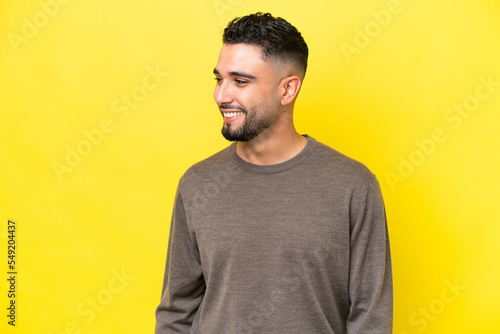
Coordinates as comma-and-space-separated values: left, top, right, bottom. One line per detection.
1, 0, 499, 333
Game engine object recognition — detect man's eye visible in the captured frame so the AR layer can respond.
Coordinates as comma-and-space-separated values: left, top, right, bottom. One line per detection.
214, 77, 222, 83
235, 80, 247, 85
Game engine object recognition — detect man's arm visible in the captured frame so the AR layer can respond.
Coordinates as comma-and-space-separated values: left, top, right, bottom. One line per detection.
155, 190, 205, 333
346, 178, 393, 333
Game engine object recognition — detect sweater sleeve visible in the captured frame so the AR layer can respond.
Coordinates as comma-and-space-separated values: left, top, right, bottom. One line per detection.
155, 190, 205, 333
346, 178, 393, 333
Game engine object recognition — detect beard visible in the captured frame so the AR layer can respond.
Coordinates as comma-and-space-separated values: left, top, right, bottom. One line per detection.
221, 103, 278, 142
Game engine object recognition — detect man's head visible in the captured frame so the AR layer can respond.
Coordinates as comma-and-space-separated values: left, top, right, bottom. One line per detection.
214, 12, 308, 142
223, 12, 308, 80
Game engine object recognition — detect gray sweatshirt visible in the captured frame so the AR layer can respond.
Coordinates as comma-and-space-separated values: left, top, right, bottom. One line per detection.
155, 135, 392, 333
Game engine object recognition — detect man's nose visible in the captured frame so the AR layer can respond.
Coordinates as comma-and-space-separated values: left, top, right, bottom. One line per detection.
214, 81, 233, 106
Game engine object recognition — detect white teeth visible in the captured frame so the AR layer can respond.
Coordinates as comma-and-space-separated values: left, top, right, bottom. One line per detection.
223, 112, 243, 118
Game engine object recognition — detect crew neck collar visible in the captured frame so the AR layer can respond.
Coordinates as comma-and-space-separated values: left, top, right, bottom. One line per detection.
230, 135, 317, 174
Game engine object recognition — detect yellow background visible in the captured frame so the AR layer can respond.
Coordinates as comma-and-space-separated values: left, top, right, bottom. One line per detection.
1, 0, 499, 332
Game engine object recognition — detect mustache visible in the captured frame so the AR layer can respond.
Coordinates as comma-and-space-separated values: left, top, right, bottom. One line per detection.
219, 104, 246, 113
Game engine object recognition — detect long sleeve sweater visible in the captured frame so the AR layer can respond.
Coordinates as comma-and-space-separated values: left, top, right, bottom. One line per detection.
155, 135, 392, 333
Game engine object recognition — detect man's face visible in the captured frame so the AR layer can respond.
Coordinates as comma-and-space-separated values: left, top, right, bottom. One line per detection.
213, 43, 282, 142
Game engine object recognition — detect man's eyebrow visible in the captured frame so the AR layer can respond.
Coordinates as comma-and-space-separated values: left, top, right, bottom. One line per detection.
213, 68, 257, 80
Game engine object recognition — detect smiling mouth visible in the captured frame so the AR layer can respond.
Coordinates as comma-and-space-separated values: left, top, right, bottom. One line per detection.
222, 111, 244, 118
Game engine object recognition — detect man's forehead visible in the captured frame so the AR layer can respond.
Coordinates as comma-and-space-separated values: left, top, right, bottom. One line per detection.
219, 43, 264, 62
215, 43, 272, 76
214, 43, 290, 78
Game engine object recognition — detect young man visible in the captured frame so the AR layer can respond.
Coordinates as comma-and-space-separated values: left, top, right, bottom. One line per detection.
155, 12, 392, 333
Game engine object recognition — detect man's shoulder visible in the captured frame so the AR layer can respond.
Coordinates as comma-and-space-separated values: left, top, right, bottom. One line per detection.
188, 144, 234, 171
310, 138, 377, 188
178, 144, 236, 188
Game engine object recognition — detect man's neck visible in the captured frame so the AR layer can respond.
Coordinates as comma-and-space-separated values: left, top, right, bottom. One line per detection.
235, 128, 308, 165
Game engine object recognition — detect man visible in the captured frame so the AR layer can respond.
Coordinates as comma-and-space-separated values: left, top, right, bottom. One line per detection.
155, 12, 392, 333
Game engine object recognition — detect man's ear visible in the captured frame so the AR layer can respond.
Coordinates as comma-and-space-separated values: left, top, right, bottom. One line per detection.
279, 75, 302, 106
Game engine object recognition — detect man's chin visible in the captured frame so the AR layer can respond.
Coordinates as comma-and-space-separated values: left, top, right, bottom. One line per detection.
221, 130, 245, 142
221, 126, 253, 142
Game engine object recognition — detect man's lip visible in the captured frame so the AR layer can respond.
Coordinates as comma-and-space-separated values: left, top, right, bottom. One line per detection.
222, 111, 244, 123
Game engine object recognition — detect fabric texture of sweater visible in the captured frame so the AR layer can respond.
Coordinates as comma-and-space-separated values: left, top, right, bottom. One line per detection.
155, 135, 393, 333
